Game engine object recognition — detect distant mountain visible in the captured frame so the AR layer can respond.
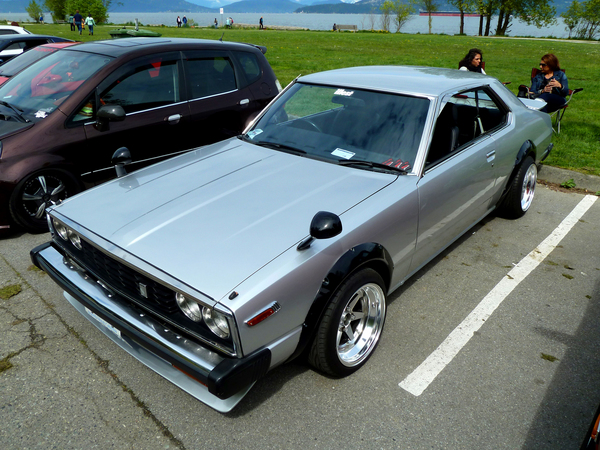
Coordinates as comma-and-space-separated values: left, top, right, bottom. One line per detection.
0, 0, 570, 16
294, 0, 382, 13
110, 0, 216, 13
224, 0, 300, 13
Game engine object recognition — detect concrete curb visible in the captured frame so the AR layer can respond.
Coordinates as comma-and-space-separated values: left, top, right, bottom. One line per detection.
538, 164, 600, 193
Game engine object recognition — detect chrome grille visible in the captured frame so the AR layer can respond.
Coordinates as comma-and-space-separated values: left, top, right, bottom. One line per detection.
79, 240, 179, 314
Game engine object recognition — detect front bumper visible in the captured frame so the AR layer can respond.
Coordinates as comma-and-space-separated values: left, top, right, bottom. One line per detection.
31, 241, 271, 413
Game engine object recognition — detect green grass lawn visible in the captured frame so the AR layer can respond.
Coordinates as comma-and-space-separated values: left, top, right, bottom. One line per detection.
22, 22, 600, 176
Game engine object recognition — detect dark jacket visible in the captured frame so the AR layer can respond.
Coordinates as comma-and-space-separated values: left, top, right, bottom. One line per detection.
530, 70, 569, 97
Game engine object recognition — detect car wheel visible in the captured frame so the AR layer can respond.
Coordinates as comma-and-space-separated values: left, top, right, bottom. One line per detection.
9, 169, 81, 233
497, 156, 537, 219
308, 268, 386, 377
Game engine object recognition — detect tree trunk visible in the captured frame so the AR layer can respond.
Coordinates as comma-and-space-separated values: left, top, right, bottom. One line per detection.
478, 15, 483, 36
460, 10, 465, 34
485, 13, 492, 36
428, 13, 432, 34
496, 9, 504, 35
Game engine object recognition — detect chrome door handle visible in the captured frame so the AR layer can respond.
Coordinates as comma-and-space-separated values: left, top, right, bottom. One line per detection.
486, 150, 496, 162
167, 114, 182, 124
240, 99, 250, 105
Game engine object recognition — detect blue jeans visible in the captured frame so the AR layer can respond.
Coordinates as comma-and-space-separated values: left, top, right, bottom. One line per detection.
537, 93, 566, 113
75, 21, 81, 34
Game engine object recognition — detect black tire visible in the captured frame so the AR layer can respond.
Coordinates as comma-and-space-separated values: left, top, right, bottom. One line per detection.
308, 268, 386, 377
9, 169, 81, 233
497, 156, 537, 219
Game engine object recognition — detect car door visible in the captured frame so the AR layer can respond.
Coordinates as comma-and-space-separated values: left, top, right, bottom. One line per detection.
75, 51, 189, 184
179, 49, 255, 150
410, 87, 508, 273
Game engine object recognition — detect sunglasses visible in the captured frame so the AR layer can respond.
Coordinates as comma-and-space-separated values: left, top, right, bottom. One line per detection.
539, 63, 548, 67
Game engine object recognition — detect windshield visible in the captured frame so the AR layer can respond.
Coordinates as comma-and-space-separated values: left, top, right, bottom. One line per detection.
245, 83, 430, 172
0, 49, 112, 122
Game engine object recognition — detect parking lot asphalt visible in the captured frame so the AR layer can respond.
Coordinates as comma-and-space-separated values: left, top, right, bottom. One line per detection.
1, 171, 599, 449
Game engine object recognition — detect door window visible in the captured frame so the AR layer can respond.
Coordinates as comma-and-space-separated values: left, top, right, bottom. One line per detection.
99, 57, 181, 114
427, 88, 507, 167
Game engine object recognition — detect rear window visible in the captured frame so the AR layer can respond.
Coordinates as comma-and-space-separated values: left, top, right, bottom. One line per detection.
234, 51, 261, 85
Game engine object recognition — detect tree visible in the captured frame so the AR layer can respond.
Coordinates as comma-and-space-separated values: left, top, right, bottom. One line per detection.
392, 0, 416, 32
572, 0, 600, 39
494, 0, 556, 36
447, 0, 476, 34
420, 0, 439, 34
561, 0, 583, 37
45, 0, 67, 23
381, 0, 415, 32
66, 0, 108, 24
379, 1, 393, 32
26, 0, 44, 23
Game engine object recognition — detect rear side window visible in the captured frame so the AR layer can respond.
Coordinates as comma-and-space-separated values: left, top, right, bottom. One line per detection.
0, 30, 18, 35
234, 51, 261, 84
5, 42, 25, 50
186, 56, 236, 99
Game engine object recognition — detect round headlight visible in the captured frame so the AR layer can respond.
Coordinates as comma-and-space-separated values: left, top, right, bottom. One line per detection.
175, 293, 202, 322
67, 230, 82, 250
53, 220, 68, 241
202, 306, 230, 339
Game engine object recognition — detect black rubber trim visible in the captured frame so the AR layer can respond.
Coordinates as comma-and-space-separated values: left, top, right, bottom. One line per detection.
31, 241, 269, 400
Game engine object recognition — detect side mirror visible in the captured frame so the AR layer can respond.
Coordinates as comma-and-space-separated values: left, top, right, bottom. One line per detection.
111, 147, 131, 178
297, 211, 342, 251
95, 104, 126, 132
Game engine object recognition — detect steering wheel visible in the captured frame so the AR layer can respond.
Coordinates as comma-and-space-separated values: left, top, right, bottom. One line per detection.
295, 118, 322, 133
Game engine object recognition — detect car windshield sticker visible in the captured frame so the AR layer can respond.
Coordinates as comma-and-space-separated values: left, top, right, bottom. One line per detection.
332, 148, 355, 159
35, 110, 49, 119
383, 158, 411, 171
334, 89, 354, 97
247, 129, 263, 139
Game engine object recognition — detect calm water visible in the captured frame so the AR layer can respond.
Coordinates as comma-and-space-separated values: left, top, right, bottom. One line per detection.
8, 11, 570, 38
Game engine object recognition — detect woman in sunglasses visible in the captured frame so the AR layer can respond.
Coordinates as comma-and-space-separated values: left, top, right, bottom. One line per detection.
529, 53, 569, 113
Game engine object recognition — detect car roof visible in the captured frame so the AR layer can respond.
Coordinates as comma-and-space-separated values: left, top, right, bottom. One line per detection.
0, 25, 30, 34
299, 65, 495, 98
64, 37, 267, 58
0, 34, 72, 42
39, 41, 80, 49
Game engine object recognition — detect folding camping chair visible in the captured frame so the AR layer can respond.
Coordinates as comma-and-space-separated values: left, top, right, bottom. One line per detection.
518, 68, 582, 134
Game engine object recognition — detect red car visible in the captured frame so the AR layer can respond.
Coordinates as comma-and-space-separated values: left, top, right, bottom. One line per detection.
0, 38, 280, 234
0, 42, 79, 86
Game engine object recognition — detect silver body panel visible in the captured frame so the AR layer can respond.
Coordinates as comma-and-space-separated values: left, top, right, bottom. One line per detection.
33, 66, 553, 411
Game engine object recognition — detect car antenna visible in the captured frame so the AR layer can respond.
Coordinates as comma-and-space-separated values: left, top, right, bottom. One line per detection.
219, 32, 224, 42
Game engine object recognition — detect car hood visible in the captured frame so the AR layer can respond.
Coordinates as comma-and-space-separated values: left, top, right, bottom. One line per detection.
55, 139, 395, 301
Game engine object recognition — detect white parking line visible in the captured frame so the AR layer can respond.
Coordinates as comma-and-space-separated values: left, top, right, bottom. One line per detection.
399, 194, 598, 397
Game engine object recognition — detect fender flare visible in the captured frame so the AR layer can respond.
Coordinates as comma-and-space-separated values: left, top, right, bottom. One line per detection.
288, 242, 393, 362
499, 140, 535, 202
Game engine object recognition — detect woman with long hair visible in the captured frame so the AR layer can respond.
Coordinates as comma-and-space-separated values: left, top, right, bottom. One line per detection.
529, 53, 569, 113
458, 48, 486, 74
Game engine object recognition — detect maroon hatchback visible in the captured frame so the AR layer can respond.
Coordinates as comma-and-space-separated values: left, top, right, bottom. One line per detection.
0, 37, 280, 233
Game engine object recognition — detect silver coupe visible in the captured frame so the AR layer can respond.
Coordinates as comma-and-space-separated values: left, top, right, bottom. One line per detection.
31, 66, 553, 412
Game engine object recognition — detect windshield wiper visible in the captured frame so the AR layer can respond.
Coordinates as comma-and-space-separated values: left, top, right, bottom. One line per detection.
0, 100, 29, 123
253, 140, 306, 155
337, 159, 408, 174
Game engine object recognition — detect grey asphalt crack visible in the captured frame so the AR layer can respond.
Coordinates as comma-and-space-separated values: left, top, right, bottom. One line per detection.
0, 252, 187, 450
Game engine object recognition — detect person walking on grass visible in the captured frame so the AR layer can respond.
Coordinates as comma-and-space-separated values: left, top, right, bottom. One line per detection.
84, 13, 95, 35
73, 10, 83, 35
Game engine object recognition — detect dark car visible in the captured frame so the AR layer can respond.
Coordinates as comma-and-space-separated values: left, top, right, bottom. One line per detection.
0, 34, 74, 64
0, 42, 79, 85
0, 37, 280, 233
